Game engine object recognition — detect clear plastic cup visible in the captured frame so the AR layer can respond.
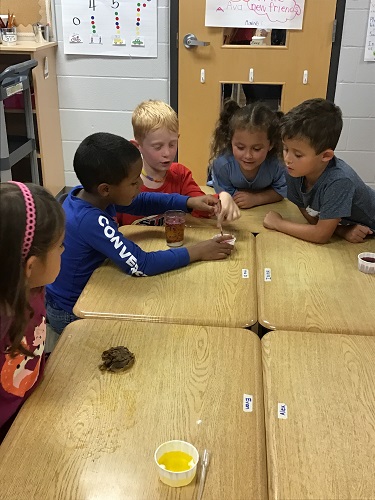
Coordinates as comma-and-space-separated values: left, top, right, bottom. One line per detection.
164, 210, 186, 247
1, 27, 17, 46
154, 440, 199, 487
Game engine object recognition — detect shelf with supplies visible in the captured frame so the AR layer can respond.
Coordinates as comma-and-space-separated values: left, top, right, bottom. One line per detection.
0, 42, 64, 196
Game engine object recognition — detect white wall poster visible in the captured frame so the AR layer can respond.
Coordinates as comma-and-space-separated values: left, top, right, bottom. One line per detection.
205, 0, 305, 29
61, 0, 157, 57
364, 1, 375, 62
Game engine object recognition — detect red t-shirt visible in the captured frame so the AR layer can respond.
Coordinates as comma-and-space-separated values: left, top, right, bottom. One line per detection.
231, 28, 256, 43
0, 289, 46, 441
117, 163, 215, 226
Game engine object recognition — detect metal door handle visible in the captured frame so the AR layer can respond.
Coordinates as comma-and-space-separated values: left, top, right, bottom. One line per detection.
183, 33, 210, 49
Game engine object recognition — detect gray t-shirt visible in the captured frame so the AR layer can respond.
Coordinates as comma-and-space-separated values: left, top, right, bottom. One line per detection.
211, 153, 287, 197
287, 156, 375, 230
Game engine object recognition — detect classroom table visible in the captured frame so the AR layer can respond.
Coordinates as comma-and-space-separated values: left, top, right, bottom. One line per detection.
261, 330, 375, 500
0, 320, 268, 499
74, 226, 257, 328
257, 232, 375, 335
186, 197, 307, 234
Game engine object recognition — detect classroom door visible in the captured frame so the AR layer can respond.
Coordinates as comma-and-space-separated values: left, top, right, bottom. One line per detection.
178, 0, 337, 184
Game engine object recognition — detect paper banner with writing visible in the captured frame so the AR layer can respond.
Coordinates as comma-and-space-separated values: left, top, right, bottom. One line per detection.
205, 0, 305, 29
364, 0, 375, 62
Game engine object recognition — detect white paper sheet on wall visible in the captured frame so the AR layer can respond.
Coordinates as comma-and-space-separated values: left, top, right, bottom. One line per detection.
364, 0, 375, 62
205, 0, 305, 29
61, 0, 157, 57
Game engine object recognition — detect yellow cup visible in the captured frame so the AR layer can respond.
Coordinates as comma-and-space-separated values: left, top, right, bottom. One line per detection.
154, 440, 199, 487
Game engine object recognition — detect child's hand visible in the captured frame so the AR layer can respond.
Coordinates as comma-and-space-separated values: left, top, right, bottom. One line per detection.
187, 195, 218, 214
216, 191, 241, 224
233, 191, 255, 209
336, 224, 373, 243
187, 236, 234, 262
263, 211, 283, 230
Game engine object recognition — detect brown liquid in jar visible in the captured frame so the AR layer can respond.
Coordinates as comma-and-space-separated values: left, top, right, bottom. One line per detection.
165, 215, 185, 245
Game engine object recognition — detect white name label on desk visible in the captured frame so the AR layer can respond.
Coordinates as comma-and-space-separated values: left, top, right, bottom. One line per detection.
242, 269, 249, 279
243, 394, 253, 412
264, 268, 272, 282
278, 403, 288, 419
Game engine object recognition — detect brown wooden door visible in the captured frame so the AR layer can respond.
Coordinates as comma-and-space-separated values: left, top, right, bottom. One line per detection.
178, 0, 337, 184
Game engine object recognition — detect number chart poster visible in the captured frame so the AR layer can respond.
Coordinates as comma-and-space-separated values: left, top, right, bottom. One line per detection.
205, 0, 305, 29
364, 0, 375, 62
62, 0, 157, 57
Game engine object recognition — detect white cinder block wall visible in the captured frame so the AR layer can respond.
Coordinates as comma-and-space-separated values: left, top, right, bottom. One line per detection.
335, 0, 375, 189
54, 0, 375, 188
54, 0, 170, 187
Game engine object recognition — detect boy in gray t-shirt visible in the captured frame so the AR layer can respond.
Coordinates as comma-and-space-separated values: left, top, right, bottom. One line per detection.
263, 98, 375, 243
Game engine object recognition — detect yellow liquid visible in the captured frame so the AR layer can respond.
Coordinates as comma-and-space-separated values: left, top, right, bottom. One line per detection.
158, 451, 194, 472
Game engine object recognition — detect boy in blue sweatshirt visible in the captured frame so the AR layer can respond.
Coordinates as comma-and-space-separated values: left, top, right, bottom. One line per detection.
46, 133, 234, 334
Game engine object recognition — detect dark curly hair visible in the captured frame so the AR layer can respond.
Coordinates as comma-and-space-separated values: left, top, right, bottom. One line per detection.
210, 99, 283, 162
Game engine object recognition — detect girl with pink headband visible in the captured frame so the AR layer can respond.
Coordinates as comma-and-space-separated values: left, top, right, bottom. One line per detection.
0, 182, 65, 442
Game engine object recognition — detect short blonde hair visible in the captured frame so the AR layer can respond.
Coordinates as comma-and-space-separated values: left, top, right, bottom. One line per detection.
132, 100, 179, 143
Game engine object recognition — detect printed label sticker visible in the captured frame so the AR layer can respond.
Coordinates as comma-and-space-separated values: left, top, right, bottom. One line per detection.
278, 403, 288, 419
243, 394, 253, 412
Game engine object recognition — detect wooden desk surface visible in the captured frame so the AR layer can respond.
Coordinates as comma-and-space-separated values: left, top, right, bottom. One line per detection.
262, 330, 375, 499
0, 320, 267, 499
0, 41, 57, 53
257, 232, 375, 335
186, 198, 307, 234
74, 226, 257, 328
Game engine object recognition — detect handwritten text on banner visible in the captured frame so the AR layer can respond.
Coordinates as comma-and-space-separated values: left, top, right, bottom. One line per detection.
205, 0, 305, 29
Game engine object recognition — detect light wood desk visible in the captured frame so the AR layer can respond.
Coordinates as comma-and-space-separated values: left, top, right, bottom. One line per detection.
74, 226, 257, 328
257, 232, 375, 335
262, 330, 375, 499
0, 320, 268, 499
188, 196, 307, 234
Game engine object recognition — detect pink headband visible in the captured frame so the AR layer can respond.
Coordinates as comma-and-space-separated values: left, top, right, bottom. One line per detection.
8, 181, 36, 260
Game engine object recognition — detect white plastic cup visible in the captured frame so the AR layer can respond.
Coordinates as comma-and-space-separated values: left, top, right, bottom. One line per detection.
358, 252, 375, 274
154, 440, 199, 487
213, 233, 236, 246
251, 36, 265, 45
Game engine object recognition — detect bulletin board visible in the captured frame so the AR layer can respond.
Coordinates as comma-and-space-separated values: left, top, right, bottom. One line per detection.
61, 0, 158, 57
0, 0, 50, 34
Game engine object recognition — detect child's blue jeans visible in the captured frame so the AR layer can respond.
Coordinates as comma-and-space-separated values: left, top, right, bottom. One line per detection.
46, 297, 79, 335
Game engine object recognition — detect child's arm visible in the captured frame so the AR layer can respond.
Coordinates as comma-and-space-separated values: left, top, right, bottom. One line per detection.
233, 158, 286, 208
117, 191, 218, 217
217, 191, 241, 223
299, 207, 319, 225
335, 224, 373, 243
116, 192, 189, 215
81, 212, 233, 276
263, 211, 340, 244
178, 165, 240, 222
233, 188, 283, 209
